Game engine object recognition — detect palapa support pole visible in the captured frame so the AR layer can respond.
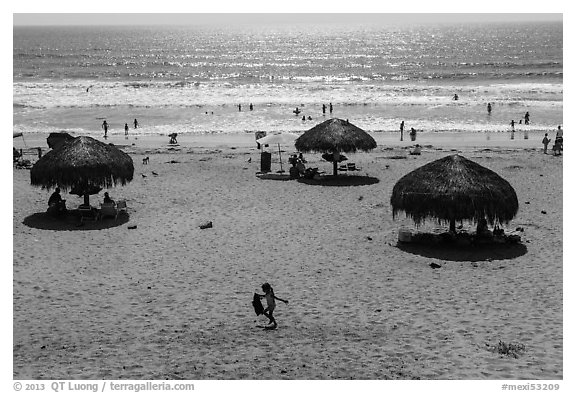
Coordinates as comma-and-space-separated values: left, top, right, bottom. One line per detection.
83, 193, 90, 206
277, 143, 283, 173
449, 218, 456, 233
332, 150, 340, 176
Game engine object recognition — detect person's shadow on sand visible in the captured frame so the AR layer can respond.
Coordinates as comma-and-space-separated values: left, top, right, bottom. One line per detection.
23, 211, 130, 231
396, 241, 528, 262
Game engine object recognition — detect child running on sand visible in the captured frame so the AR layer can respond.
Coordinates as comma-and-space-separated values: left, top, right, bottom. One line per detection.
258, 283, 288, 328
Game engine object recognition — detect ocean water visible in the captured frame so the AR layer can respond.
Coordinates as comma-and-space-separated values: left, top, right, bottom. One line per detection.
13, 21, 563, 137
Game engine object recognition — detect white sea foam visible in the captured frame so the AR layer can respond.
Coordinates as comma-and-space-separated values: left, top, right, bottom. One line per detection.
13, 80, 563, 109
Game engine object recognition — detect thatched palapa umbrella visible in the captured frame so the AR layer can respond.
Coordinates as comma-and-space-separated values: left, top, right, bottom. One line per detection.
31, 136, 134, 206
47, 132, 75, 150
295, 118, 377, 176
391, 154, 518, 233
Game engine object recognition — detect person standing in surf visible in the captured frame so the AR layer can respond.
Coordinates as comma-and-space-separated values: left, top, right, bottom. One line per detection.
102, 120, 109, 139
257, 283, 288, 328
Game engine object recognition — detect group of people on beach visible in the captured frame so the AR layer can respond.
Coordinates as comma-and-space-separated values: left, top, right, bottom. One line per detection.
47, 188, 117, 216
399, 121, 418, 142
101, 119, 138, 139
288, 152, 312, 178
293, 102, 333, 121
485, 104, 530, 128
542, 125, 563, 155
238, 103, 255, 111
453, 94, 562, 147
322, 102, 333, 115
509, 112, 531, 131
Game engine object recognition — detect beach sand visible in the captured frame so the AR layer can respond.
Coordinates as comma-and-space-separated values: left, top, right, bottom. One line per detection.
13, 131, 562, 380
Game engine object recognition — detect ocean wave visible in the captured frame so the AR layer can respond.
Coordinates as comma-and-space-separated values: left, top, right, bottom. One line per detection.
12, 120, 555, 138
13, 79, 563, 111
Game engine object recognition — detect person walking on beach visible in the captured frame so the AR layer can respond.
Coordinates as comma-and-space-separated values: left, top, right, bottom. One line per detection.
487, 103, 492, 114
556, 125, 563, 139
553, 125, 563, 154
542, 133, 551, 154
322, 103, 326, 115
509, 120, 516, 139
524, 112, 530, 125
249, 103, 253, 111
329, 102, 333, 114
134, 118, 138, 129
102, 120, 109, 139
400, 120, 405, 141
124, 123, 129, 137
510, 120, 515, 140
238, 104, 242, 112
257, 283, 288, 329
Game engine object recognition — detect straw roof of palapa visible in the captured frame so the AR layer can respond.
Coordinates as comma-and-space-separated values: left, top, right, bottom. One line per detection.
30, 136, 134, 192
295, 118, 377, 153
46, 132, 75, 150
390, 154, 518, 226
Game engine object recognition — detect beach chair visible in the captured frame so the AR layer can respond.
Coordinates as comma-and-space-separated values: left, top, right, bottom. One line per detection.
14, 159, 32, 169
99, 202, 118, 220
78, 206, 99, 222
303, 167, 320, 179
347, 162, 361, 171
398, 229, 413, 243
339, 162, 360, 172
116, 200, 128, 215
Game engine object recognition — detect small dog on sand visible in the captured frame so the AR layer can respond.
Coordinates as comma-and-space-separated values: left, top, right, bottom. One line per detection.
142, 157, 149, 165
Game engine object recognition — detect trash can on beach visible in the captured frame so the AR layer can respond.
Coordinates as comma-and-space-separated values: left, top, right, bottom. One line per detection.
260, 152, 271, 173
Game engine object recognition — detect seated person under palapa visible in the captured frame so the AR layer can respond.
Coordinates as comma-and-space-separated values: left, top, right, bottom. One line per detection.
103, 192, 115, 205
296, 159, 306, 175
47, 187, 66, 214
476, 218, 492, 238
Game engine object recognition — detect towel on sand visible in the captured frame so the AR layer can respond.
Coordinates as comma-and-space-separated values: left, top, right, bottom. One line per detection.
252, 293, 264, 316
